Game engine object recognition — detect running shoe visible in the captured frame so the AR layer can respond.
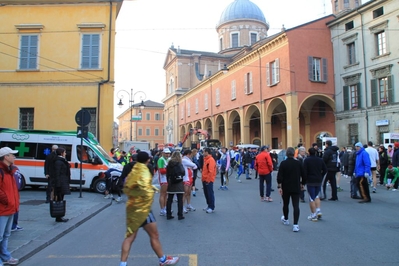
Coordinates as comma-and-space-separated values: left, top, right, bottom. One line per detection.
307, 214, 318, 222
159, 256, 179, 266
206, 208, 214, 214
292, 225, 300, 232
186, 204, 196, 211
316, 211, 322, 219
281, 215, 289, 225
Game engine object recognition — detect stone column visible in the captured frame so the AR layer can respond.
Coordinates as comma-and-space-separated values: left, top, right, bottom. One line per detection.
285, 93, 300, 147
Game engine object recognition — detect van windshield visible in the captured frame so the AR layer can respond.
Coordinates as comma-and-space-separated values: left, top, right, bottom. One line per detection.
92, 144, 117, 163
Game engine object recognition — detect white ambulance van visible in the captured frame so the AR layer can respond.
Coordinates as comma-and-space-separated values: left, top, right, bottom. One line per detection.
0, 128, 122, 193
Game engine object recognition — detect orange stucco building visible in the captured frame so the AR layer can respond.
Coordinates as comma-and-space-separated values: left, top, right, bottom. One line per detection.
163, 1, 336, 149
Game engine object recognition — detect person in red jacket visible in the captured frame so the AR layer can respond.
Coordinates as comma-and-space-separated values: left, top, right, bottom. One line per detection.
0, 147, 20, 265
255, 146, 274, 202
201, 148, 217, 213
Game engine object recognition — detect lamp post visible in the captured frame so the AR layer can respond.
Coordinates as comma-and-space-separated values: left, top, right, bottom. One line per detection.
117, 89, 146, 141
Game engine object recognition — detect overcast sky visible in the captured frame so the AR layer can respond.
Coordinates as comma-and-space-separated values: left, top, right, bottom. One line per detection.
113, 0, 359, 120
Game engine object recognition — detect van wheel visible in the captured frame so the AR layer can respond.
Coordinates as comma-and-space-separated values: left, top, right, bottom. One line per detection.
93, 179, 106, 194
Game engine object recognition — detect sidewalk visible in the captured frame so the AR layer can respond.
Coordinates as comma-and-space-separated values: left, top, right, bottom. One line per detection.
9, 188, 112, 263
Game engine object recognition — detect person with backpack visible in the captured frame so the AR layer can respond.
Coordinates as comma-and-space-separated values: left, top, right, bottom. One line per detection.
0, 147, 20, 265
322, 140, 340, 201
166, 151, 186, 220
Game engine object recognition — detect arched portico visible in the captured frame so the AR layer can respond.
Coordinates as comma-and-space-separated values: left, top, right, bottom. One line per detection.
228, 110, 241, 145
215, 115, 226, 146
244, 104, 261, 145
266, 98, 288, 149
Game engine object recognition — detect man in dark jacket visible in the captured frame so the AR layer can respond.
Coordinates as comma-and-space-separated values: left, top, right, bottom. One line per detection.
303, 148, 327, 221
322, 140, 340, 201
44, 145, 58, 203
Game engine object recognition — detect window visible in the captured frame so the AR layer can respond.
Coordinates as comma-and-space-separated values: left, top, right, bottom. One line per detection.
146, 128, 150, 136
373, 7, 384, 19
371, 76, 394, 106
187, 103, 191, 117
250, 33, 257, 45
319, 101, 326, 117
81, 34, 100, 69
244, 72, 253, 94
345, 21, 354, 31
348, 124, 359, 145
308, 56, 327, 82
266, 59, 280, 86
83, 108, 97, 136
344, 0, 349, 8
347, 42, 356, 65
138, 128, 143, 136
231, 80, 236, 100
195, 99, 199, 114
204, 94, 208, 110
155, 113, 160, 120
19, 35, 38, 70
180, 106, 184, 120
334, 0, 338, 11
216, 88, 220, 106
155, 128, 159, 136
146, 113, 150, 120
231, 33, 239, 48
343, 83, 362, 110
168, 77, 174, 94
355, 0, 360, 7
219, 38, 223, 51
376, 31, 386, 56
19, 108, 34, 130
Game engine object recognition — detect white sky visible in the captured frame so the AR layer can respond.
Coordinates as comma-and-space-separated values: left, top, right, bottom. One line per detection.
113, 0, 361, 120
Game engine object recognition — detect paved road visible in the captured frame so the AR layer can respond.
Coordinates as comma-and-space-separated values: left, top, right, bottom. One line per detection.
17, 171, 399, 266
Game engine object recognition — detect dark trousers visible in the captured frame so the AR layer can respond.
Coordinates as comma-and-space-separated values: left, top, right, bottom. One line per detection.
220, 171, 228, 186
12, 212, 19, 229
202, 181, 215, 210
46, 178, 52, 201
379, 165, 388, 184
282, 192, 300, 225
323, 171, 338, 200
358, 176, 371, 201
166, 193, 183, 218
350, 176, 359, 197
259, 173, 271, 197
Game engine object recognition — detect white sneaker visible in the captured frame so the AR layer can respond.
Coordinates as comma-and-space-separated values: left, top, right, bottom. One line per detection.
187, 204, 196, 211
183, 208, 188, 214
115, 197, 122, 202
316, 211, 322, 219
206, 208, 214, 213
104, 194, 111, 199
159, 209, 166, 216
307, 214, 318, 222
281, 215, 289, 225
293, 225, 300, 232
392, 189, 397, 191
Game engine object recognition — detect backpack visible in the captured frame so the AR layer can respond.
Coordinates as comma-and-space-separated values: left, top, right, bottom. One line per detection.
167, 163, 184, 184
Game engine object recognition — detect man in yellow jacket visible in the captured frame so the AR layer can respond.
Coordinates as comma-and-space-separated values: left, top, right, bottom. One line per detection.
202, 148, 217, 214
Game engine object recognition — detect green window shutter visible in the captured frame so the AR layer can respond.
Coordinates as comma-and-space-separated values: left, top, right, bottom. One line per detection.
343, 86, 349, 111
371, 79, 378, 106
357, 83, 362, 108
308, 56, 313, 81
388, 75, 394, 103
322, 58, 328, 82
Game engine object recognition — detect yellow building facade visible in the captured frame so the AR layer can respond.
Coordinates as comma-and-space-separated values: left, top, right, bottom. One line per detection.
0, 0, 123, 151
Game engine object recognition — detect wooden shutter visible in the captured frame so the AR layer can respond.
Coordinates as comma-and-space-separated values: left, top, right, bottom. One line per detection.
244, 73, 248, 94
343, 86, 349, 111
249, 72, 253, 93
322, 58, 328, 82
308, 56, 313, 81
275, 59, 280, 83
371, 79, 378, 106
357, 83, 362, 108
266, 63, 270, 86
388, 75, 394, 103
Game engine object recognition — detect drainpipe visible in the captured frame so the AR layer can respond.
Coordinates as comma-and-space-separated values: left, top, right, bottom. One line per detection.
357, 8, 369, 141
97, 1, 113, 143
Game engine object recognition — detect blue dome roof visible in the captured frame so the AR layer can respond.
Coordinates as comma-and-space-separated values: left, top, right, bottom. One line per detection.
218, 0, 266, 27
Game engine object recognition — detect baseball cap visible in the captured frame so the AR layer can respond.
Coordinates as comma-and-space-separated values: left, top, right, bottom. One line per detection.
0, 147, 19, 157
394, 142, 399, 148
163, 148, 171, 154
261, 145, 269, 151
355, 142, 363, 148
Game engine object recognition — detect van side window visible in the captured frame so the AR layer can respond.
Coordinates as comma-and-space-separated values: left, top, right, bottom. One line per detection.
77, 145, 97, 163
0, 141, 36, 158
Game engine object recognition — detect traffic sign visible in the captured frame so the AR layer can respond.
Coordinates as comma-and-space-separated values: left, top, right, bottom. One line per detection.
75, 109, 91, 126
131, 115, 142, 121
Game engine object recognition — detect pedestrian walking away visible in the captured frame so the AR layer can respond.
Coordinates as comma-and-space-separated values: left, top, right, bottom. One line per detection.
166, 152, 186, 220
322, 140, 340, 201
120, 151, 179, 266
303, 148, 327, 221
255, 145, 273, 202
277, 147, 306, 232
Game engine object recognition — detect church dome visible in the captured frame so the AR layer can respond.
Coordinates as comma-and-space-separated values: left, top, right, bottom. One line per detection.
217, 0, 266, 27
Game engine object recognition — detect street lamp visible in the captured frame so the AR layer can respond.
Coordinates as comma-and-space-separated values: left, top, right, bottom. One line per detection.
117, 89, 146, 141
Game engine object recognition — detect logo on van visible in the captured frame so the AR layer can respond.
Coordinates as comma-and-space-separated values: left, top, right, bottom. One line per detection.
12, 133, 29, 141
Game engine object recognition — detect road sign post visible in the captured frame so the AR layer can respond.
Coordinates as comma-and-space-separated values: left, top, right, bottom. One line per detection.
75, 109, 91, 198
